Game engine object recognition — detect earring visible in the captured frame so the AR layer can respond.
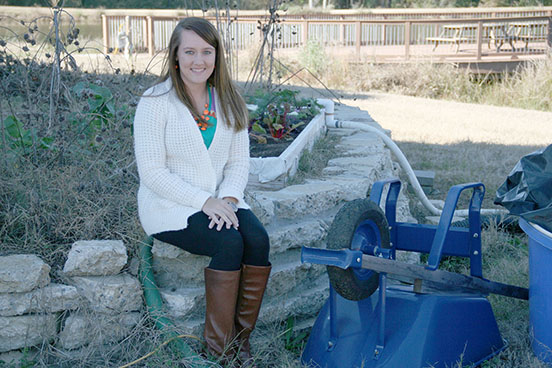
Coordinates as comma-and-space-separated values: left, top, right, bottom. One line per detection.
175, 64, 179, 70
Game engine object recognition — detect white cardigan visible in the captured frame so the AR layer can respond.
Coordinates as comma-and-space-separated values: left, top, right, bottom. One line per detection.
134, 79, 250, 235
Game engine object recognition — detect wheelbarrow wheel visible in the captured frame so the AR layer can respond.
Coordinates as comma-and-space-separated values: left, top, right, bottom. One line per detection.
327, 199, 391, 301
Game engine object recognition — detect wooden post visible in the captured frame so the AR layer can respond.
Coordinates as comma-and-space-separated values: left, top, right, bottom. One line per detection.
125, 15, 131, 58
476, 20, 483, 61
548, 17, 552, 54
355, 21, 361, 57
101, 14, 108, 54
142, 17, 148, 53
302, 18, 309, 46
382, 24, 386, 45
404, 21, 411, 60
147, 16, 154, 57
339, 15, 345, 46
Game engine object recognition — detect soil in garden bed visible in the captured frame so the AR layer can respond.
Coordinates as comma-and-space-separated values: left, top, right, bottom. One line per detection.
249, 123, 305, 158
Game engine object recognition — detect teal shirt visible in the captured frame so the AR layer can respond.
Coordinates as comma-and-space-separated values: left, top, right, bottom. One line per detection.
199, 86, 217, 149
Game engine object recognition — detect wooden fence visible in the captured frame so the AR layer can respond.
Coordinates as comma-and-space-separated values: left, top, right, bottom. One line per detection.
101, 7, 552, 59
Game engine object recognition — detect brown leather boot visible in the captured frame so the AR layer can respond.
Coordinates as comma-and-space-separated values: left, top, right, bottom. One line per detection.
234, 264, 271, 367
203, 267, 241, 363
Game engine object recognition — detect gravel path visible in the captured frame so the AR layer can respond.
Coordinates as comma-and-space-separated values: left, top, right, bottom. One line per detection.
338, 92, 552, 146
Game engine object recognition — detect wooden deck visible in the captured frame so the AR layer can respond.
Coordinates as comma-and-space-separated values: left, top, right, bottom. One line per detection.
274, 42, 548, 73
98, 7, 552, 74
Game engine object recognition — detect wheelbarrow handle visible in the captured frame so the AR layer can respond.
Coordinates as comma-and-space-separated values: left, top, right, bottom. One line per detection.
301, 247, 528, 300
301, 247, 363, 270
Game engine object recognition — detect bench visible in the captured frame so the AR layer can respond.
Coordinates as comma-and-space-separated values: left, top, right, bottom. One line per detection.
517, 34, 547, 51
427, 36, 472, 52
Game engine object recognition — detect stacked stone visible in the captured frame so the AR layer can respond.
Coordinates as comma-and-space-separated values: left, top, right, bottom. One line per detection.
0, 254, 80, 358
58, 240, 142, 350
151, 104, 413, 335
0, 240, 143, 364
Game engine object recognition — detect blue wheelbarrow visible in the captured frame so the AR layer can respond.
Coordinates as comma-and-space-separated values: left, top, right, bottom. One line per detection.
301, 178, 528, 368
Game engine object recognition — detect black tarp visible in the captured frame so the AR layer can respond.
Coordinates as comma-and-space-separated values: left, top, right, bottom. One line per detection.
495, 145, 552, 232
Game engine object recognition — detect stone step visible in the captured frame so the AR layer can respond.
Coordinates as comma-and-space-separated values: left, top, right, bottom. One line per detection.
155, 247, 326, 303
266, 216, 330, 255
152, 216, 333, 289
247, 142, 395, 222
249, 179, 364, 220
324, 155, 391, 179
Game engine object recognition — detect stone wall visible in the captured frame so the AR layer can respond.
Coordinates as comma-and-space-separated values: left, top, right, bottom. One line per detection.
0, 104, 413, 363
0, 240, 142, 364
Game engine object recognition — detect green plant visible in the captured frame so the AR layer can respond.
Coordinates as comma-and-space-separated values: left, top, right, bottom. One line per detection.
282, 317, 309, 354
2, 115, 53, 154
71, 82, 115, 144
248, 88, 321, 142
254, 103, 304, 139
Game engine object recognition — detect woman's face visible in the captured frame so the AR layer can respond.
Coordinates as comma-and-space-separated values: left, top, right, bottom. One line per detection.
176, 30, 216, 90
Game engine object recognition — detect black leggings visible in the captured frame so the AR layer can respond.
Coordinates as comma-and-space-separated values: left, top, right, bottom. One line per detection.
152, 209, 270, 271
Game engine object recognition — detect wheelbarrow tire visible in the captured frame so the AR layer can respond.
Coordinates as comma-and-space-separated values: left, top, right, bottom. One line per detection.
327, 199, 390, 301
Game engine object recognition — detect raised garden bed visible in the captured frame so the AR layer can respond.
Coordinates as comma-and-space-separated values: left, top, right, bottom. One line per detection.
249, 99, 332, 184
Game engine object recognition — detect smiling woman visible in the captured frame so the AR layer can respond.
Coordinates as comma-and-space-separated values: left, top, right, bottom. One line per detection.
133, 17, 272, 367
176, 30, 215, 94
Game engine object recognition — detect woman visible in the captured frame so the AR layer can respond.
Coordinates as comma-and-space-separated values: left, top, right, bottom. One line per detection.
133, 17, 271, 366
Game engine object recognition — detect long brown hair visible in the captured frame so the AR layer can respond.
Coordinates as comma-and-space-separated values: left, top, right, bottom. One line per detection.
159, 17, 248, 131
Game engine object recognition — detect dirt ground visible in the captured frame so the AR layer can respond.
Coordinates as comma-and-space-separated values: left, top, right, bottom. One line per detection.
339, 91, 552, 147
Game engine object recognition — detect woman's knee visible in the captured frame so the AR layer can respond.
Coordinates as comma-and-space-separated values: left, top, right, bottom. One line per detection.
242, 225, 270, 266
209, 231, 244, 270
238, 211, 269, 245
220, 232, 245, 256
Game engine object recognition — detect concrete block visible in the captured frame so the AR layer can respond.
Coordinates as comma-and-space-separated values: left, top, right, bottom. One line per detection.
413, 170, 435, 188
0, 283, 80, 317
0, 255, 50, 293
70, 274, 142, 313
0, 314, 57, 353
63, 240, 127, 276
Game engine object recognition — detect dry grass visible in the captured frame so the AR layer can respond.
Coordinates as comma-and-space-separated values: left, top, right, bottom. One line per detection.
2, 9, 552, 367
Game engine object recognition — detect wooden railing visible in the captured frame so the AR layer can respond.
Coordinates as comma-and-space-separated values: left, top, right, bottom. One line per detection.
100, 7, 552, 59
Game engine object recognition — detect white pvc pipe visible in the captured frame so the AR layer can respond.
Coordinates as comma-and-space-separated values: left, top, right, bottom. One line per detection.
331, 119, 506, 217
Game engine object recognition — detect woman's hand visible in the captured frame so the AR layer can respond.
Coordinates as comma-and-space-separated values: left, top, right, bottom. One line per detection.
202, 197, 239, 231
